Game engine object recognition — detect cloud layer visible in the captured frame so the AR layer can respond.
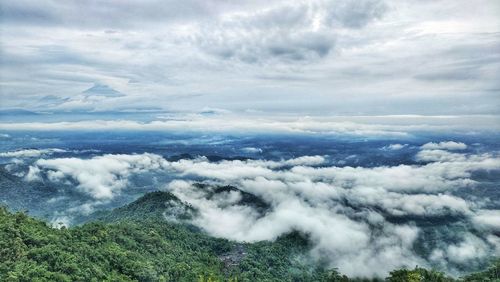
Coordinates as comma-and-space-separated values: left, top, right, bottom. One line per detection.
28, 153, 165, 199
1, 115, 499, 136
0, 148, 67, 158
23, 142, 500, 277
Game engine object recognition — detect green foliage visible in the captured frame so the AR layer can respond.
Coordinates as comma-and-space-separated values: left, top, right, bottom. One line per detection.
0, 206, 225, 281
461, 259, 500, 282
386, 267, 454, 282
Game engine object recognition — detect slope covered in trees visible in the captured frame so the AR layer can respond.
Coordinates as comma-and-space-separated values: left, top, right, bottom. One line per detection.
0, 191, 498, 281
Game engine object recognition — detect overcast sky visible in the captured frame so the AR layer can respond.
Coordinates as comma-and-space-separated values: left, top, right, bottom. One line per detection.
0, 0, 499, 115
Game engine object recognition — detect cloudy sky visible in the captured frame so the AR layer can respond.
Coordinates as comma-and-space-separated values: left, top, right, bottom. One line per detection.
1, 0, 499, 115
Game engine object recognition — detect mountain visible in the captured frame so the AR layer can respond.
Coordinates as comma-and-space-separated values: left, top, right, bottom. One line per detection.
96, 191, 196, 223
0, 109, 39, 116
36, 95, 70, 108
82, 83, 125, 98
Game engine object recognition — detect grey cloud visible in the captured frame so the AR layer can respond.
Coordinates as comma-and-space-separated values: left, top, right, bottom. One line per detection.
0, 0, 228, 28
195, 0, 388, 64
326, 0, 388, 28
0, 0, 388, 30
198, 27, 336, 64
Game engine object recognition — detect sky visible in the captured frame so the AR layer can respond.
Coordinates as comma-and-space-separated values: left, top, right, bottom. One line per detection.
0, 0, 499, 116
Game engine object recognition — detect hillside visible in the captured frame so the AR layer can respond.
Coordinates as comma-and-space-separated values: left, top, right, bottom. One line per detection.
0, 191, 499, 281
0, 191, 339, 281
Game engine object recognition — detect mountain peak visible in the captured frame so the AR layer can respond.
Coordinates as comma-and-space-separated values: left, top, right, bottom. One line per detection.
82, 83, 124, 98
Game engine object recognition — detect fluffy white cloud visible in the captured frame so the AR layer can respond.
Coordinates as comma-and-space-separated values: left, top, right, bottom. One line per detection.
421, 141, 467, 150
445, 235, 489, 264
381, 143, 408, 150
27, 153, 167, 199
25, 165, 42, 182
159, 147, 498, 275
472, 210, 500, 231
167, 179, 425, 277
415, 149, 466, 162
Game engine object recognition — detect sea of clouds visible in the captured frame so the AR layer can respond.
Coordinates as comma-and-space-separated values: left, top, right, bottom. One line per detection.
3, 141, 499, 277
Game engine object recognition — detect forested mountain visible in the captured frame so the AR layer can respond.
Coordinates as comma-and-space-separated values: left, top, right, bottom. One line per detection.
1, 191, 498, 281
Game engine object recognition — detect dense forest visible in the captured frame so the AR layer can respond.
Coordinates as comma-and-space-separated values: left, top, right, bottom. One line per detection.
1, 191, 498, 282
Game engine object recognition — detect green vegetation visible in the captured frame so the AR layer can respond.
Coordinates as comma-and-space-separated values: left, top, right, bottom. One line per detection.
0, 204, 335, 281
1, 191, 499, 282
0, 206, 228, 281
460, 260, 500, 282
386, 267, 454, 282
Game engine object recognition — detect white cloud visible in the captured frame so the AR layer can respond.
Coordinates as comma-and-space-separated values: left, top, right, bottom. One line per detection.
446, 235, 489, 264
472, 210, 500, 231
27, 153, 167, 199
25, 165, 42, 182
167, 179, 424, 277
282, 155, 326, 166
50, 216, 72, 229
1, 115, 498, 136
421, 141, 467, 150
0, 148, 67, 158
241, 147, 263, 153
381, 143, 408, 150
415, 149, 467, 162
